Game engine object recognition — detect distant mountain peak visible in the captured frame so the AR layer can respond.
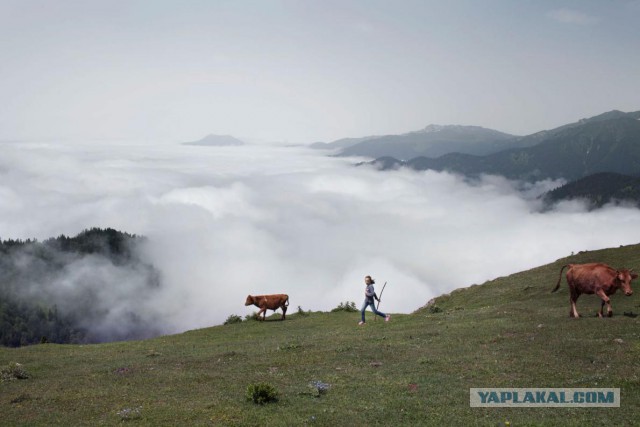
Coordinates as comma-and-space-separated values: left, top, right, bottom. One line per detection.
419, 124, 447, 133
183, 134, 245, 147
576, 109, 640, 124
418, 124, 469, 132
412, 124, 511, 136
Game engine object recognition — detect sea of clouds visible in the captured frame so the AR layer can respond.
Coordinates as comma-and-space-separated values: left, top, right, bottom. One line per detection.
2, 140, 640, 336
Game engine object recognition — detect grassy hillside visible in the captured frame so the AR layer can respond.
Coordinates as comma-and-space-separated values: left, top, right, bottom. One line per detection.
2, 244, 640, 425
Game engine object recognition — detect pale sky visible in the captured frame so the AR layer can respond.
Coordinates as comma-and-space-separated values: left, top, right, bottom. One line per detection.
1, 0, 639, 143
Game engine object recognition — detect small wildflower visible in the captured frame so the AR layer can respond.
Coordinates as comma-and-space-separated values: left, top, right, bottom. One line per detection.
117, 406, 142, 420
309, 380, 331, 396
0, 362, 29, 382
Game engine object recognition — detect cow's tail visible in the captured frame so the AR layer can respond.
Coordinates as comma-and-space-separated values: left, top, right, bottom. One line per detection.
552, 265, 569, 293
285, 295, 289, 306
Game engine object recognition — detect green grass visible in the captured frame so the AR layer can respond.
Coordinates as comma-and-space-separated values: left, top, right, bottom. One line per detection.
2, 244, 640, 425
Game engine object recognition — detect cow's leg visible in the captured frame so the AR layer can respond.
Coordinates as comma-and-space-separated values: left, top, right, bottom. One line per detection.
598, 300, 605, 318
596, 290, 612, 318
258, 308, 266, 321
281, 305, 287, 320
569, 289, 580, 318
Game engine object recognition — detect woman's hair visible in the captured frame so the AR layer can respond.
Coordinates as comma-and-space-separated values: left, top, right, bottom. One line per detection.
365, 275, 375, 284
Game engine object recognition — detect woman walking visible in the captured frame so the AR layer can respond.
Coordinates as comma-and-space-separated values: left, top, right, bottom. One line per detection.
359, 275, 390, 325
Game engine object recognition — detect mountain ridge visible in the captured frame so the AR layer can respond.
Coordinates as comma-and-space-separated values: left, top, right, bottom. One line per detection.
312, 124, 518, 159
364, 111, 640, 182
313, 110, 640, 162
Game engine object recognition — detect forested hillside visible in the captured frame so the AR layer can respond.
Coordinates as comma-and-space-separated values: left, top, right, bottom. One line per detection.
0, 228, 160, 347
543, 172, 640, 210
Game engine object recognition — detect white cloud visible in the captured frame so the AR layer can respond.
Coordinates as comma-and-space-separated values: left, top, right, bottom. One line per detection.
2, 141, 640, 336
547, 8, 599, 25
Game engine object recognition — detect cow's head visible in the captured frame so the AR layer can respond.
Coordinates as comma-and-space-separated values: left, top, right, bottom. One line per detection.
616, 269, 637, 296
244, 295, 255, 306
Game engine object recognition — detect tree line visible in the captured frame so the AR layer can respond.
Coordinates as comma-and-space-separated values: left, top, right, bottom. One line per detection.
0, 228, 159, 347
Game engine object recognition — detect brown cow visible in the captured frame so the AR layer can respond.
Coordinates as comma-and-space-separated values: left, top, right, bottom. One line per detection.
245, 294, 289, 321
552, 263, 636, 318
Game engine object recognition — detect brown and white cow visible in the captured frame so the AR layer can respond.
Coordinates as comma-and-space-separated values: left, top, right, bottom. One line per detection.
245, 294, 289, 321
552, 263, 636, 318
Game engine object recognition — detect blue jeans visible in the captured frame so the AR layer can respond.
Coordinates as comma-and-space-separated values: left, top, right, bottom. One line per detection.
361, 299, 386, 322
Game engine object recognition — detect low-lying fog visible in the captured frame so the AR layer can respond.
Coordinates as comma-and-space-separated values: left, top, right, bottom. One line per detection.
2, 140, 640, 335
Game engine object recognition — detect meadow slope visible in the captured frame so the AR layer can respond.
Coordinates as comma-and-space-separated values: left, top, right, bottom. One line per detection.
1, 244, 640, 426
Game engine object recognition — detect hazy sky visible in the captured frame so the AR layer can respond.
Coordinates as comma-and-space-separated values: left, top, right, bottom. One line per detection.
1, 0, 639, 143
